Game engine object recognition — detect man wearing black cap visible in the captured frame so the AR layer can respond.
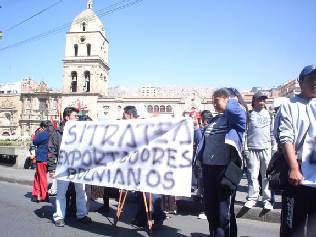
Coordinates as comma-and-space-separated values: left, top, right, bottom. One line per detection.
244, 91, 275, 210
275, 65, 316, 237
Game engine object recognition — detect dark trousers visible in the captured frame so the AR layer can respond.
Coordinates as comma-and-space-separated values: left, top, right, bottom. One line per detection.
102, 187, 119, 208
162, 195, 177, 213
135, 192, 166, 224
203, 165, 237, 237
66, 182, 76, 217
280, 185, 316, 237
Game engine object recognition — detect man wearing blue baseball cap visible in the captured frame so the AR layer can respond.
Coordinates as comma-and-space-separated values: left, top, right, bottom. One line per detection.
275, 64, 316, 237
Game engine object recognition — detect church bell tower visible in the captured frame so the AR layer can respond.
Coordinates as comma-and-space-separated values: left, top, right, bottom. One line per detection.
63, 0, 109, 96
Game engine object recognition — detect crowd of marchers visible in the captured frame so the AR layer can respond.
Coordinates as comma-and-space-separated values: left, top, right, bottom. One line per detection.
29, 65, 316, 237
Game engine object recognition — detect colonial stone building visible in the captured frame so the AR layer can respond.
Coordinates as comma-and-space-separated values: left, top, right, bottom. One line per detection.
0, 0, 275, 137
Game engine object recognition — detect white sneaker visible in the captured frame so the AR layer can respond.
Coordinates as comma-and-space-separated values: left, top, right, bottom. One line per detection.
263, 201, 273, 210
48, 189, 57, 196
198, 213, 207, 220
244, 200, 257, 209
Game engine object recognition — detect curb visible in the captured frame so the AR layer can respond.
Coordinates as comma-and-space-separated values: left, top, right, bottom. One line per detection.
177, 199, 280, 223
0, 175, 33, 186
235, 204, 280, 223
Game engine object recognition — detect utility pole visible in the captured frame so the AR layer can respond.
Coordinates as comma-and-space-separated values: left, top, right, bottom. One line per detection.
0, 6, 2, 39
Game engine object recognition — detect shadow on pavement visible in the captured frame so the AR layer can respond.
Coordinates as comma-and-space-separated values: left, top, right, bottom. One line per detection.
33, 198, 187, 237
236, 206, 250, 218
237, 184, 248, 193
259, 209, 270, 217
191, 233, 209, 237
24, 192, 32, 199
63, 215, 187, 237
34, 205, 54, 220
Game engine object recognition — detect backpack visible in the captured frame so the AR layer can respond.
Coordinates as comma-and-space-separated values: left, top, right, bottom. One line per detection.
266, 124, 310, 191
266, 149, 289, 191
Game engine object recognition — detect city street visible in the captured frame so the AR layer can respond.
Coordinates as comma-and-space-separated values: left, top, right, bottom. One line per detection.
0, 181, 279, 237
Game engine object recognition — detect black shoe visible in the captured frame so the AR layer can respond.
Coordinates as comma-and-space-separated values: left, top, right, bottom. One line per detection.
77, 216, 92, 224
98, 205, 110, 214
39, 196, 49, 202
31, 196, 39, 203
131, 218, 147, 228
55, 219, 65, 227
152, 219, 164, 231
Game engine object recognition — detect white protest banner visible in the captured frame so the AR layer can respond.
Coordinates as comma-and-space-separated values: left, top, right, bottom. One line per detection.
55, 117, 194, 197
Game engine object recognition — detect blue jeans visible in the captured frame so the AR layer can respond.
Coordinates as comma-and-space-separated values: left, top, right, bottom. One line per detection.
134, 192, 166, 224
53, 180, 87, 221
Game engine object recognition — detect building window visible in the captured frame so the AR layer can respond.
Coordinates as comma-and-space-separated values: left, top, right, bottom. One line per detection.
74, 44, 78, 56
154, 105, 159, 113
147, 105, 153, 113
160, 105, 165, 113
84, 71, 90, 92
87, 44, 91, 56
82, 22, 86, 31
80, 36, 86, 43
166, 105, 172, 113
71, 71, 77, 92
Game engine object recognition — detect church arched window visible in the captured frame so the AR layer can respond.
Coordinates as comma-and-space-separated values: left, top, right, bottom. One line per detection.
147, 105, 153, 113
74, 44, 78, 56
84, 71, 90, 92
154, 105, 159, 113
87, 44, 91, 56
71, 71, 77, 92
166, 105, 173, 113
160, 105, 165, 113
82, 22, 86, 31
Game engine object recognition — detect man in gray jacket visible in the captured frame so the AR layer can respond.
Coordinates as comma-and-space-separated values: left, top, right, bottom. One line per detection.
275, 64, 316, 237
244, 91, 275, 210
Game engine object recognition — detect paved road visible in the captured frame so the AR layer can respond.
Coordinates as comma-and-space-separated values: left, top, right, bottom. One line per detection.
0, 181, 279, 237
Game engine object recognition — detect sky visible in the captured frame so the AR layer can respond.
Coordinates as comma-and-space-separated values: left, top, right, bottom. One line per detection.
0, 0, 316, 91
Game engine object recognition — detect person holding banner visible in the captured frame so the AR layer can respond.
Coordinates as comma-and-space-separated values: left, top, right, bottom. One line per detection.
122, 105, 167, 230
195, 88, 247, 237
52, 107, 92, 227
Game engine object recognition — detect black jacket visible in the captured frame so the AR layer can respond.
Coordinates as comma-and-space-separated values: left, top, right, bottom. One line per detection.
47, 121, 65, 172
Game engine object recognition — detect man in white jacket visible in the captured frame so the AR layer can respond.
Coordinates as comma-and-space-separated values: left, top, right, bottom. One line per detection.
275, 64, 316, 237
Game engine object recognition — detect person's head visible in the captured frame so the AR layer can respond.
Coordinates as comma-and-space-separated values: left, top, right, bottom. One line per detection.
123, 106, 138, 120
63, 107, 79, 122
78, 115, 92, 121
39, 120, 49, 129
252, 91, 268, 110
47, 121, 55, 134
201, 110, 213, 127
298, 65, 316, 99
212, 88, 230, 113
